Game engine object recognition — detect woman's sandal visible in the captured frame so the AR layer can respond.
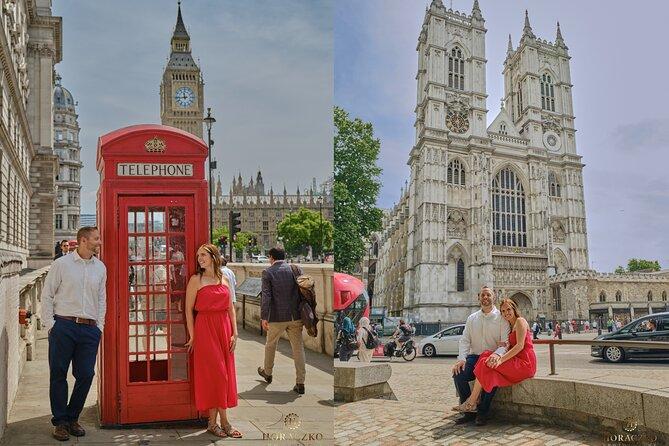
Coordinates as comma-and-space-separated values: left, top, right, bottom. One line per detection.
206, 424, 227, 438
222, 423, 243, 439
451, 400, 478, 413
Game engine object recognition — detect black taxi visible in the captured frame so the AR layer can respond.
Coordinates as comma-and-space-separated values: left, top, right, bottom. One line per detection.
592, 312, 669, 362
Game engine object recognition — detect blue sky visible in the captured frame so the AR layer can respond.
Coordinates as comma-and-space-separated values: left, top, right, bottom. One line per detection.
53, 0, 332, 214
334, 0, 669, 273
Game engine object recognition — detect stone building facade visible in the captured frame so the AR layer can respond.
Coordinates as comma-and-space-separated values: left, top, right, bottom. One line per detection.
213, 172, 333, 252
0, 0, 61, 436
374, 1, 589, 323
550, 271, 669, 325
160, 2, 204, 139
53, 74, 81, 240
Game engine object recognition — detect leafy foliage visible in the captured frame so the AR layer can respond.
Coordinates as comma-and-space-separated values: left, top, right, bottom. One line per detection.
277, 207, 333, 257
615, 259, 661, 273
334, 106, 383, 273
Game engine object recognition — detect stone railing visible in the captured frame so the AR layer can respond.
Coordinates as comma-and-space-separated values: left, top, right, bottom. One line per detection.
228, 263, 334, 356
18, 266, 50, 361
550, 269, 669, 283
492, 376, 669, 442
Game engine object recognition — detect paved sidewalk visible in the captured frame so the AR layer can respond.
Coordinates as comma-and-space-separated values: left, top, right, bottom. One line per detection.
334, 358, 603, 445
1, 328, 333, 445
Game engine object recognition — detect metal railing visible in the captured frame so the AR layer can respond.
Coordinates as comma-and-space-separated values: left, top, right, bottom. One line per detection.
533, 339, 669, 375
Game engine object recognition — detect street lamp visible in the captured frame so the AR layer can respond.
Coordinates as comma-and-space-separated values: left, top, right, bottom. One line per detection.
204, 107, 216, 242
317, 195, 324, 263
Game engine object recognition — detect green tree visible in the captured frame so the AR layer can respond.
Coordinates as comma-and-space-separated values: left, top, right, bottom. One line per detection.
334, 106, 383, 273
614, 265, 626, 274
211, 226, 229, 245
277, 207, 333, 257
233, 231, 258, 255
627, 258, 661, 272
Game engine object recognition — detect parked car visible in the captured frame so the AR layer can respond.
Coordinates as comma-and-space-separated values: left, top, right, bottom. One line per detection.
591, 312, 669, 363
417, 324, 465, 357
251, 255, 270, 263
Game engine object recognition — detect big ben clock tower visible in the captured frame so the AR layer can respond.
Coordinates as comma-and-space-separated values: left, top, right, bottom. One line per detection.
160, 1, 204, 138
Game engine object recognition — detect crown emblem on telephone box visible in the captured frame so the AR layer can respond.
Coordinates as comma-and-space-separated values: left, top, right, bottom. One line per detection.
145, 137, 167, 153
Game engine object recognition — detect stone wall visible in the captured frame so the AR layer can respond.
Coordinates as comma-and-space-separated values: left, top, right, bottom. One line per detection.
229, 263, 334, 356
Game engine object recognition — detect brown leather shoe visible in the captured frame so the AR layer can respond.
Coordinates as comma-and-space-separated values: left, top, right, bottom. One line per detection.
293, 383, 305, 394
52, 424, 70, 441
257, 367, 272, 384
68, 420, 86, 437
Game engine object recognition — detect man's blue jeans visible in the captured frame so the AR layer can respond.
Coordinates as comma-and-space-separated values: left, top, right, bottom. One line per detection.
452, 354, 497, 416
48, 318, 101, 426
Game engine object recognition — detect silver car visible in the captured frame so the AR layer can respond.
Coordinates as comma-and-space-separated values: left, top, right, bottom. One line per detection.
418, 324, 465, 357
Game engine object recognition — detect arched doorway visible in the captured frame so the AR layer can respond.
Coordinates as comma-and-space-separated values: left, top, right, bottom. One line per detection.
509, 292, 534, 320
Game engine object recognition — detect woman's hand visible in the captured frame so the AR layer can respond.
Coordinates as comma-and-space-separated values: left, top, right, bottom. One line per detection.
184, 336, 194, 353
229, 335, 237, 353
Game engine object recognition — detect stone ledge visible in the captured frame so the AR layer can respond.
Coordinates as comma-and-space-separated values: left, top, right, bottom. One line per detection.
491, 377, 669, 444
334, 362, 395, 403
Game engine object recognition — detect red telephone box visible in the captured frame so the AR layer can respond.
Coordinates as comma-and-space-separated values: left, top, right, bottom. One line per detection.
96, 124, 209, 426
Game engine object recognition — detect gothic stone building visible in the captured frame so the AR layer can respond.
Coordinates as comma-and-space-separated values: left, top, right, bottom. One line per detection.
160, 2, 204, 139
375, 1, 589, 323
213, 172, 333, 252
373, 1, 669, 324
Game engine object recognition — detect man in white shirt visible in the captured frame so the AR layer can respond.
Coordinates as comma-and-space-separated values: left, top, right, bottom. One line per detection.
451, 286, 510, 426
41, 227, 107, 441
221, 256, 236, 303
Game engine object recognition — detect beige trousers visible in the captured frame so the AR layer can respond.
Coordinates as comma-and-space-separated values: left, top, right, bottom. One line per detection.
263, 320, 306, 384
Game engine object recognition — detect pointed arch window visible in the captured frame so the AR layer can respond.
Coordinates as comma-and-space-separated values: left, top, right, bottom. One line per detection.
663, 291, 667, 301
616, 290, 622, 302
541, 73, 555, 112
447, 159, 466, 186
448, 47, 465, 91
599, 291, 606, 303
517, 81, 524, 116
549, 171, 561, 197
492, 168, 527, 247
456, 258, 465, 292
648, 291, 653, 301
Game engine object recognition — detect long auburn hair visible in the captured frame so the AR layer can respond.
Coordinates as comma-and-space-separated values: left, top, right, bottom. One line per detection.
499, 298, 522, 319
196, 243, 223, 284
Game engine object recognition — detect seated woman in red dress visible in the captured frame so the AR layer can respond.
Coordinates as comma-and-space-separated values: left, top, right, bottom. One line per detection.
184, 244, 242, 438
453, 298, 537, 413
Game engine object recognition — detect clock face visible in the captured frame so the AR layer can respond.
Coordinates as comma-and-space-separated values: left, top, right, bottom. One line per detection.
446, 111, 469, 134
543, 131, 562, 152
174, 87, 195, 108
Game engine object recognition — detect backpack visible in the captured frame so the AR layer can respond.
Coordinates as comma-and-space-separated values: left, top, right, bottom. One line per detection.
290, 264, 319, 337
340, 330, 357, 350
363, 327, 379, 349
399, 324, 412, 336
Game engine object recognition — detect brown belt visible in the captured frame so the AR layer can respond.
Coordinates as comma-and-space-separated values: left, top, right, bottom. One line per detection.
55, 315, 97, 326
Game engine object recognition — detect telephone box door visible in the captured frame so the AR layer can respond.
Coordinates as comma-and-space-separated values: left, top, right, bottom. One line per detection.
119, 195, 197, 423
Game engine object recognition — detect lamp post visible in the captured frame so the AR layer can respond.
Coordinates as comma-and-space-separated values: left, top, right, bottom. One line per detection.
204, 108, 216, 242
317, 196, 324, 263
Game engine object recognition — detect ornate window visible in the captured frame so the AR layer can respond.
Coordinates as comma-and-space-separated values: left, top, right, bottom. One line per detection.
599, 291, 606, 303
663, 291, 667, 301
549, 171, 561, 197
616, 290, 622, 302
456, 259, 465, 292
492, 168, 527, 247
448, 47, 465, 91
648, 291, 653, 301
499, 123, 507, 135
552, 285, 562, 311
447, 159, 465, 186
541, 73, 555, 112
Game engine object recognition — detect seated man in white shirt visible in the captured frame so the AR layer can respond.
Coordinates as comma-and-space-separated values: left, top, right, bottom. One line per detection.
451, 286, 510, 426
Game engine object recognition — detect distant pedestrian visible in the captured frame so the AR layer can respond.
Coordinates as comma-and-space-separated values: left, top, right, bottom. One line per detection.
337, 316, 357, 362
584, 321, 590, 331
356, 317, 377, 363
615, 319, 622, 330
220, 256, 237, 303
41, 227, 106, 441
554, 323, 562, 339
607, 318, 613, 333
532, 321, 540, 340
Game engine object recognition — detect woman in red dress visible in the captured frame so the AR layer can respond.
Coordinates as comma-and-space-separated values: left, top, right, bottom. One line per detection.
184, 244, 242, 438
453, 298, 537, 413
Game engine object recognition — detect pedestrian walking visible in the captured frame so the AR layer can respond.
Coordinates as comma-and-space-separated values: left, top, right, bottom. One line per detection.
257, 247, 307, 394
356, 317, 376, 363
336, 316, 357, 361
41, 227, 107, 441
220, 256, 237, 303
